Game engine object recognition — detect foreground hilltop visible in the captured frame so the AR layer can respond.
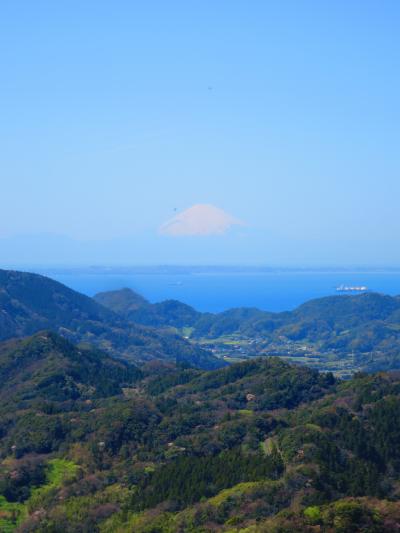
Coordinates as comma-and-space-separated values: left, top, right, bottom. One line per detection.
0, 332, 142, 412
1, 333, 400, 531
0, 269, 223, 369
96, 287, 400, 373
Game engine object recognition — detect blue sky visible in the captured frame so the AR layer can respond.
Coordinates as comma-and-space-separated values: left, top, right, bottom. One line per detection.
1, 1, 400, 265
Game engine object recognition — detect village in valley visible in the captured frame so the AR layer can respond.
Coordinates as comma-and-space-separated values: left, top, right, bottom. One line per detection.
193, 333, 364, 379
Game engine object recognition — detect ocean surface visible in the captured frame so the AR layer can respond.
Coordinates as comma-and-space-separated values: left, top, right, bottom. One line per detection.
41, 270, 400, 313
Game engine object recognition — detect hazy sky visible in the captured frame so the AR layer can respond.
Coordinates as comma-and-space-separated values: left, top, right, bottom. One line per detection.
1, 1, 400, 265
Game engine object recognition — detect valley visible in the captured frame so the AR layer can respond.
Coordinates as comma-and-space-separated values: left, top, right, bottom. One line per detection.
96, 286, 400, 377
194, 334, 361, 378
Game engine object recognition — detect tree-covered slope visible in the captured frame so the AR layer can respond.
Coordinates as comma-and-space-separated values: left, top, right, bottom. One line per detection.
94, 287, 150, 316
0, 269, 223, 369
0, 269, 117, 340
2, 335, 400, 532
102, 369, 400, 532
0, 332, 141, 410
145, 356, 335, 411
94, 287, 202, 328
193, 292, 400, 343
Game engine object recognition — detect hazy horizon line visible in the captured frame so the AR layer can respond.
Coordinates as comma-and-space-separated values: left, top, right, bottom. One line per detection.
3, 264, 400, 273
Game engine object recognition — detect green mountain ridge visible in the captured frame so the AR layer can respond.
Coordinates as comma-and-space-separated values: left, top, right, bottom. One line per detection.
0, 269, 223, 370
94, 287, 202, 328
96, 288, 400, 372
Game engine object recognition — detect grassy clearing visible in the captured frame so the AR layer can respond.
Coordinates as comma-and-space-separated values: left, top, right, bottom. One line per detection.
0, 458, 79, 531
207, 481, 261, 506
181, 327, 194, 337
29, 458, 79, 509
0, 496, 27, 533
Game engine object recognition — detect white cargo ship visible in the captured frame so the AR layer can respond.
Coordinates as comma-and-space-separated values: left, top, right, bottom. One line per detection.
336, 285, 369, 293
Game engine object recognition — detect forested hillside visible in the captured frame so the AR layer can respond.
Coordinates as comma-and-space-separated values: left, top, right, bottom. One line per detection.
94, 287, 202, 328
2, 332, 400, 531
0, 270, 222, 370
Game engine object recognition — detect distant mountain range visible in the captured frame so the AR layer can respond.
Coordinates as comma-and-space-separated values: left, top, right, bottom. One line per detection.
0, 269, 223, 370
95, 287, 400, 372
3, 267, 400, 375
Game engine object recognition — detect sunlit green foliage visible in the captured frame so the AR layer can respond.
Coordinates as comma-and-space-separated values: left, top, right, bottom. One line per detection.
1, 329, 400, 531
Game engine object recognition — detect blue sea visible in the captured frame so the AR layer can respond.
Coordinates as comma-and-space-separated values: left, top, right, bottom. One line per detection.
41, 269, 400, 313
